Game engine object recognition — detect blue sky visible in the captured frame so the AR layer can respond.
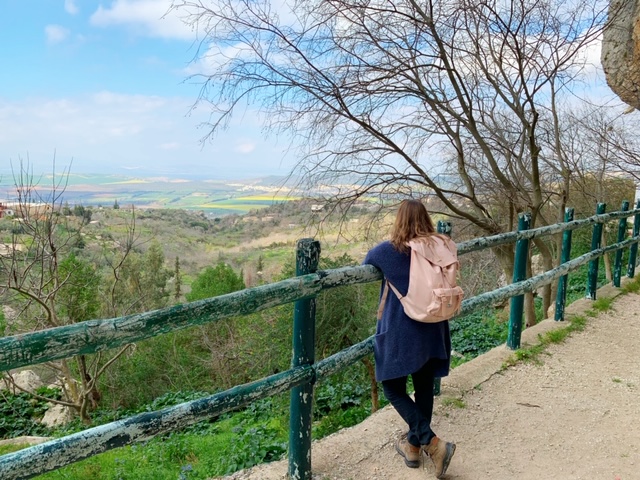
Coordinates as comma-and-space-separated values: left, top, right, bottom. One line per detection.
0, 0, 293, 180
0, 1, 623, 184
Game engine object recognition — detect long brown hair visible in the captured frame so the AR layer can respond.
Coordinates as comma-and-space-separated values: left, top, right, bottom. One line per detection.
390, 199, 436, 252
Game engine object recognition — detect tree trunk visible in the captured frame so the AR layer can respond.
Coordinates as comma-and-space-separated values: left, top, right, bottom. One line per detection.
362, 357, 378, 413
602, 230, 613, 281
532, 237, 556, 320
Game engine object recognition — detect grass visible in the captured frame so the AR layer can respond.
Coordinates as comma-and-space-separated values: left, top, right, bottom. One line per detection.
583, 296, 615, 317
501, 272, 640, 371
502, 313, 588, 368
622, 278, 640, 293
0, 444, 24, 456
1, 369, 378, 480
12, 414, 264, 480
33, 432, 233, 480
441, 397, 466, 409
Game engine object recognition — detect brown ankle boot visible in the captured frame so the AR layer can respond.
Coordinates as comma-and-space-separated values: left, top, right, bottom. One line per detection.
395, 433, 420, 468
424, 436, 456, 478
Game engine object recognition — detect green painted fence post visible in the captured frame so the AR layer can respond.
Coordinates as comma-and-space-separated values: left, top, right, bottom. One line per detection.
586, 203, 606, 300
433, 220, 452, 396
613, 201, 630, 287
554, 208, 574, 321
627, 200, 640, 278
288, 238, 320, 480
507, 213, 531, 350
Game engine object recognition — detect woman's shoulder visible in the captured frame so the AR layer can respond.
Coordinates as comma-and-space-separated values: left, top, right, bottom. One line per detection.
364, 240, 396, 264
368, 240, 395, 255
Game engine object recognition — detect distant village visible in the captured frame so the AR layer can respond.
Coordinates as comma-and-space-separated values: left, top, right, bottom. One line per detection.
0, 201, 54, 220
0, 202, 15, 219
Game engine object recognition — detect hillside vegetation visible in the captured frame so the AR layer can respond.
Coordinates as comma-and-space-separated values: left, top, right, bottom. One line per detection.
0, 197, 619, 479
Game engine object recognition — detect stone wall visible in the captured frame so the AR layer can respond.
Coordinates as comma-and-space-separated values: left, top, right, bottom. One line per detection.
602, 0, 640, 110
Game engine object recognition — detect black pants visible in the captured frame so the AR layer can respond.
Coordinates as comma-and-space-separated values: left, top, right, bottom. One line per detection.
382, 359, 437, 448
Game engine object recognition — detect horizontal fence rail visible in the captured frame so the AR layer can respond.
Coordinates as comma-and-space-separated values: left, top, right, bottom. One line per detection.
0, 367, 315, 480
0, 267, 382, 372
0, 337, 383, 480
456, 208, 640, 254
4, 208, 637, 373
1, 205, 639, 480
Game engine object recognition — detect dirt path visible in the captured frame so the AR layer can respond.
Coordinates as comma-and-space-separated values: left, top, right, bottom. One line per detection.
220, 286, 640, 480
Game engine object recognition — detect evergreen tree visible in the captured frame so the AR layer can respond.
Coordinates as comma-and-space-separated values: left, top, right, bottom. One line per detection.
174, 256, 182, 301
73, 204, 85, 217
58, 253, 100, 323
141, 241, 171, 310
186, 263, 245, 301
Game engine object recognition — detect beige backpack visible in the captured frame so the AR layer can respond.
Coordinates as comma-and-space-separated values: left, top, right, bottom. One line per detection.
377, 235, 463, 323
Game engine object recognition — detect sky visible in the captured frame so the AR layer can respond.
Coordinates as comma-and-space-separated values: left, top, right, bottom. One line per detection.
0, 0, 294, 180
0, 1, 624, 183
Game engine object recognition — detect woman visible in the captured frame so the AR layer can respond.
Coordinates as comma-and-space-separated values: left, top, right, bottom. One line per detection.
364, 199, 456, 478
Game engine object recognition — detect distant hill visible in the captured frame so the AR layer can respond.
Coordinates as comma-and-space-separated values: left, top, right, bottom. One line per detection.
0, 173, 300, 216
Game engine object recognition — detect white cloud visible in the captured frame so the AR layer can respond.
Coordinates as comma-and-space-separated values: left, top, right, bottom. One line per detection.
64, 0, 79, 15
0, 93, 292, 178
235, 142, 256, 154
90, 0, 195, 40
92, 91, 166, 111
45, 25, 70, 44
574, 35, 604, 80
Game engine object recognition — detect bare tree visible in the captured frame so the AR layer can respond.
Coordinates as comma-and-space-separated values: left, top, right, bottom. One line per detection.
0, 161, 134, 423
177, 0, 619, 323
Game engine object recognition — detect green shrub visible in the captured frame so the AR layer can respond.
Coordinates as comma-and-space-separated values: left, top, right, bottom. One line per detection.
449, 309, 508, 358
221, 423, 286, 474
0, 387, 60, 439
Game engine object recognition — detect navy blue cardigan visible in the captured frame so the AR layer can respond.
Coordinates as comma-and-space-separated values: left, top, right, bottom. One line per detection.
364, 240, 451, 382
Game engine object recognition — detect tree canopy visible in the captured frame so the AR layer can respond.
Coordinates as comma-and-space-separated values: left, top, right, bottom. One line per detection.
187, 263, 246, 301
178, 0, 628, 234
178, 0, 640, 324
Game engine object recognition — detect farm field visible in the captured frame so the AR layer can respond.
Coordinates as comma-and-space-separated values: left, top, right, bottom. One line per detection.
0, 173, 300, 215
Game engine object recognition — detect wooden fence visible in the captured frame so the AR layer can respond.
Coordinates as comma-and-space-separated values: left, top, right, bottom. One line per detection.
1, 201, 639, 480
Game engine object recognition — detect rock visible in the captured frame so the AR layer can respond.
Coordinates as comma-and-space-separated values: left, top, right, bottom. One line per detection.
530, 254, 544, 276
531, 254, 546, 297
602, 0, 640, 110
547, 302, 556, 319
1, 370, 45, 394
0, 436, 51, 447
2, 305, 17, 322
41, 404, 74, 428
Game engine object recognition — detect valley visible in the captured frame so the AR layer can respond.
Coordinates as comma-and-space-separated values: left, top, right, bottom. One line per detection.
0, 173, 301, 216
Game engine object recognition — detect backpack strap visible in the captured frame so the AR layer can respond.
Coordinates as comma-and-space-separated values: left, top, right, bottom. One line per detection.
376, 280, 404, 320
376, 281, 390, 320
376, 280, 405, 320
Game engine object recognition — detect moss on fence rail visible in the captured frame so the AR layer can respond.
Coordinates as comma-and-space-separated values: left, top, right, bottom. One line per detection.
0, 267, 382, 373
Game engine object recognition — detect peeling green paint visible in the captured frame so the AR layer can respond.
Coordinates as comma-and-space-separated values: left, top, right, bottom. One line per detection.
0, 366, 314, 480
507, 213, 531, 350
2, 207, 639, 480
461, 236, 640, 314
587, 204, 607, 300
627, 201, 640, 278
614, 201, 630, 287
457, 208, 640, 255
289, 239, 319, 480
0, 266, 381, 372
555, 208, 575, 321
